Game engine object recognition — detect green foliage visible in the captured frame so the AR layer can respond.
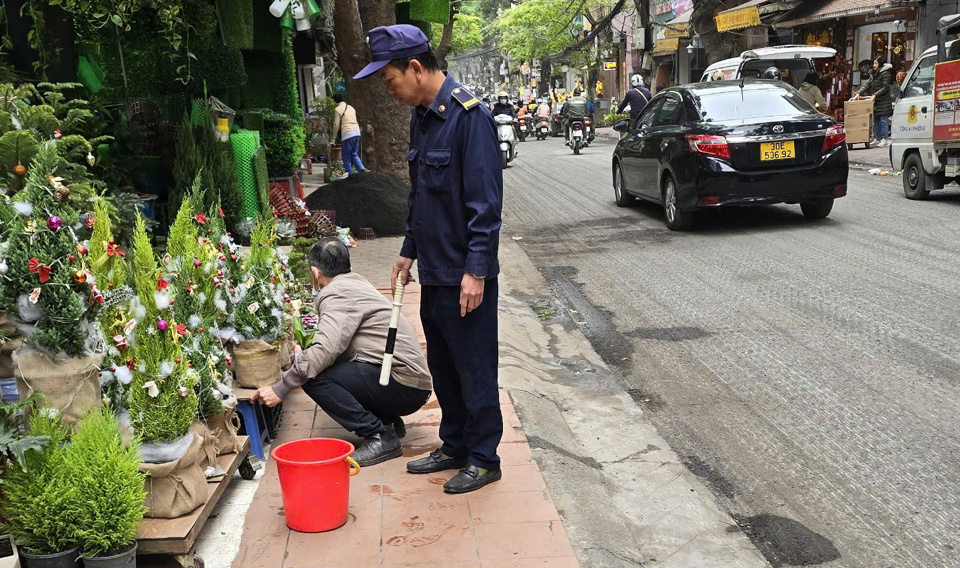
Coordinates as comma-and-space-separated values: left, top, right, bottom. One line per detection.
218, 0, 255, 49
600, 112, 628, 127
428, 12, 485, 55
0, 147, 101, 356
199, 117, 242, 229
254, 109, 305, 178
66, 408, 146, 558
172, 118, 201, 210
494, 0, 593, 62
251, 147, 270, 218
230, 217, 287, 342
89, 198, 127, 291
1, 414, 82, 554
275, 34, 303, 120
0, 394, 50, 473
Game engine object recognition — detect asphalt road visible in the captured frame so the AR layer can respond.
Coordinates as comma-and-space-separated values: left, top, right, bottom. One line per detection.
502, 131, 960, 568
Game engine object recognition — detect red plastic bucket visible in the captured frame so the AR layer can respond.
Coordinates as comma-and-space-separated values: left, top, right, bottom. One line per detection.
272, 438, 361, 532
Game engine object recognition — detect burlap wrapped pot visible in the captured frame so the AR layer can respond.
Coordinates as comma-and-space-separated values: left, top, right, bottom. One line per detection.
140, 431, 209, 518
232, 339, 281, 388
13, 347, 103, 426
205, 399, 242, 456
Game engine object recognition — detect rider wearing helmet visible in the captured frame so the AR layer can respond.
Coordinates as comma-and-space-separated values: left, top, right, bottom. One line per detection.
559, 87, 589, 145
617, 74, 653, 123
761, 67, 782, 81
492, 90, 517, 119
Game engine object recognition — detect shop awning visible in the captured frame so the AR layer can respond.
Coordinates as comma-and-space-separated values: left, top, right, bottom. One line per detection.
664, 10, 692, 38
652, 37, 680, 56
776, 0, 915, 28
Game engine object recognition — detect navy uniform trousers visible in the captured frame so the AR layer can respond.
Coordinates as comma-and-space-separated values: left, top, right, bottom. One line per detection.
420, 279, 502, 471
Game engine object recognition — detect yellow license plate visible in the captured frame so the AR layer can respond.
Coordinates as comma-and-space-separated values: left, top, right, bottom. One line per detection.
760, 140, 795, 161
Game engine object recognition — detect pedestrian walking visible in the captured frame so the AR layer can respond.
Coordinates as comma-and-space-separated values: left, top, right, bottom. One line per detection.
799, 71, 827, 111
854, 56, 894, 148
353, 24, 504, 494
331, 93, 367, 175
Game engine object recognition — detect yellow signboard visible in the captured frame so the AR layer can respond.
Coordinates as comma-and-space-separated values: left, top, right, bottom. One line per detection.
603, 61, 617, 71
664, 24, 690, 39
715, 6, 761, 32
653, 37, 680, 54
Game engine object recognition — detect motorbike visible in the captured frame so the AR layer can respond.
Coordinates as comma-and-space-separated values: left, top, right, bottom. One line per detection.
568, 118, 586, 155
584, 117, 595, 146
517, 116, 529, 142
552, 112, 565, 137
495, 114, 518, 169
535, 116, 550, 140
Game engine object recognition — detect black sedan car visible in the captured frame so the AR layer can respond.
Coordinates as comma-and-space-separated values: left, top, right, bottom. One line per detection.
611, 80, 849, 230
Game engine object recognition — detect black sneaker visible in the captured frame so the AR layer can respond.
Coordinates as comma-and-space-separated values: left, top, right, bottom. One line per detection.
406, 449, 467, 474
351, 426, 402, 467
443, 464, 502, 494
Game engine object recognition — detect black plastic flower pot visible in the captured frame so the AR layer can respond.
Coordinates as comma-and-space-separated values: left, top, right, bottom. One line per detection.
19, 545, 80, 568
81, 542, 137, 568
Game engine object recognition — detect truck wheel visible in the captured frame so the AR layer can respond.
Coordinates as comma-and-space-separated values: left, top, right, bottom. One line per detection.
903, 153, 930, 200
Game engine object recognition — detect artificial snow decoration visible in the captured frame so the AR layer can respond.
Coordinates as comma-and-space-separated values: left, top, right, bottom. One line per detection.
154, 291, 172, 310
17, 293, 44, 322
98, 370, 114, 388
143, 381, 160, 398
138, 363, 146, 372
115, 366, 133, 385
12, 202, 33, 216
0, 259, 9, 275
158, 360, 175, 379
188, 314, 202, 329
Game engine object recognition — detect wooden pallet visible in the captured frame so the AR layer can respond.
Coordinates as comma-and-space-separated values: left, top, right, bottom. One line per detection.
137, 436, 252, 559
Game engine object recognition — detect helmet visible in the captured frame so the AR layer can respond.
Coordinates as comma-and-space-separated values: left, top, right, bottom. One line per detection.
710, 70, 724, 81
536, 98, 543, 104
498, 90, 508, 98
630, 74, 644, 88
761, 67, 782, 81
573, 88, 582, 96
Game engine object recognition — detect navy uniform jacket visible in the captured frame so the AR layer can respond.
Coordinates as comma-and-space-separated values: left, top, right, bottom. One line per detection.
618, 87, 653, 120
400, 73, 503, 287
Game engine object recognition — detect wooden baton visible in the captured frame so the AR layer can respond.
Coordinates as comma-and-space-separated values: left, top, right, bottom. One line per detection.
379, 274, 406, 386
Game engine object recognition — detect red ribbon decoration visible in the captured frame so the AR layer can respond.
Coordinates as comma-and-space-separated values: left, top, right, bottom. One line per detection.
194, 213, 208, 225
28, 258, 51, 283
157, 276, 168, 292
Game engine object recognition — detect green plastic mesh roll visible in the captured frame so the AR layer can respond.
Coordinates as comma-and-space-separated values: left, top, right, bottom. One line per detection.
191, 99, 206, 127
231, 130, 261, 219
410, 0, 449, 24
251, 146, 270, 218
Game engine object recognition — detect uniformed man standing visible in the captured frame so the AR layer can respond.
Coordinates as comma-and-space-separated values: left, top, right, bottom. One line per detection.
353, 25, 504, 494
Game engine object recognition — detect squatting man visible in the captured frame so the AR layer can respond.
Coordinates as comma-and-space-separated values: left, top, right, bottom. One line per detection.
250, 238, 432, 466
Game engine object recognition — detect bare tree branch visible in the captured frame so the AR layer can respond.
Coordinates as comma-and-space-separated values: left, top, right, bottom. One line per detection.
545, 0, 628, 60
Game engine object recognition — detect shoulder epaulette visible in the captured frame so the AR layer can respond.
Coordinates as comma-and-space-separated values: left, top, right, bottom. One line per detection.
452, 87, 481, 111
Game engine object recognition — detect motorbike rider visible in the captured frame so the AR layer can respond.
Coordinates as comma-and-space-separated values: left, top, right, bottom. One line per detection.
559, 87, 589, 146
492, 91, 517, 119
617, 74, 653, 123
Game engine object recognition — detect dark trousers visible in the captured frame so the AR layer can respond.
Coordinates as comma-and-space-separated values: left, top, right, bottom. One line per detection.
301, 361, 430, 438
420, 279, 502, 470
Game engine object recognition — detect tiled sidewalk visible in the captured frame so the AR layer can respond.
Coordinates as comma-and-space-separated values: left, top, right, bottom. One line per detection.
230, 239, 581, 568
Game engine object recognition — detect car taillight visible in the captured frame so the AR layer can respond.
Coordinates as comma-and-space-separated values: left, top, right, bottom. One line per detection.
687, 135, 730, 159
823, 125, 845, 152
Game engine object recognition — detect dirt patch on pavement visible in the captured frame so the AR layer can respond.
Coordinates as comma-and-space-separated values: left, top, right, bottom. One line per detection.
305, 172, 409, 236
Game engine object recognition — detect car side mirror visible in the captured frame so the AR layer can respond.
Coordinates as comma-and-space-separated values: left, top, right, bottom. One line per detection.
613, 119, 631, 132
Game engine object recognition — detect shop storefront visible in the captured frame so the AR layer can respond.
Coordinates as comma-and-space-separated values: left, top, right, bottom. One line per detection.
715, 0, 800, 51
776, 1, 919, 121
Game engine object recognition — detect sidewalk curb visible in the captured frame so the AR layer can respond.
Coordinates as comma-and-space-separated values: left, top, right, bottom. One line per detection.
497, 239, 770, 568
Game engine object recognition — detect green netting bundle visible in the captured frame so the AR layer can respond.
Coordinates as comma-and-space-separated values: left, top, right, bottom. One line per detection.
191, 99, 206, 127
251, 146, 270, 218
231, 130, 261, 219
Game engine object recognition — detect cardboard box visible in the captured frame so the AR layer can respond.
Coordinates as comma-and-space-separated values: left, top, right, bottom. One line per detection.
843, 99, 874, 144
844, 98, 874, 119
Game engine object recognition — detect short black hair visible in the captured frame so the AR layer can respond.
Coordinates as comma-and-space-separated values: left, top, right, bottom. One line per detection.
332, 93, 344, 103
874, 55, 887, 66
804, 71, 819, 84
308, 237, 351, 278
389, 49, 442, 73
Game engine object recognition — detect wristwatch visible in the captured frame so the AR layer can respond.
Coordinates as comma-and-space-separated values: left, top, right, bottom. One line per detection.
468, 273, 486, 280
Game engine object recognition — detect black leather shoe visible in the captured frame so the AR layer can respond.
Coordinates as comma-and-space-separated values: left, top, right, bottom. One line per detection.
443, 464, 502, 494
351, 426, 402, 466
392, 417, 406, 439
406, 449, 466, 474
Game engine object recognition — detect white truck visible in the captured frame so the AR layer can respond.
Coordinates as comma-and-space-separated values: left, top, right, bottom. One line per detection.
891, 15, 960, 199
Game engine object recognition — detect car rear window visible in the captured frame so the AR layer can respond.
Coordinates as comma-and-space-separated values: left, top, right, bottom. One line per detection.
693, 88, 816, 122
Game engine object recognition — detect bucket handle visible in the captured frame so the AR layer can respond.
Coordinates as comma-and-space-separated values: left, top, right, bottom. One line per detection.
346, 456, 361, 476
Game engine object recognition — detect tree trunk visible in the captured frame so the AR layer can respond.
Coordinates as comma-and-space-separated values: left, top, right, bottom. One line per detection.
435, 7, 457, 70
334, 0, 411, 181
692, 0, 739, 65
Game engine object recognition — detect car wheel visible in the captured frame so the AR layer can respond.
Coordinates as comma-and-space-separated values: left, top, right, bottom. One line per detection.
663, 175, 693, 231
800, 199, 834, 220
903, 153, 930, 200
614, 162, 635, 207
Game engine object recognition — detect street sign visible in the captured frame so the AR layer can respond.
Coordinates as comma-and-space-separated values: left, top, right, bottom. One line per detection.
603, 61, 617, 71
